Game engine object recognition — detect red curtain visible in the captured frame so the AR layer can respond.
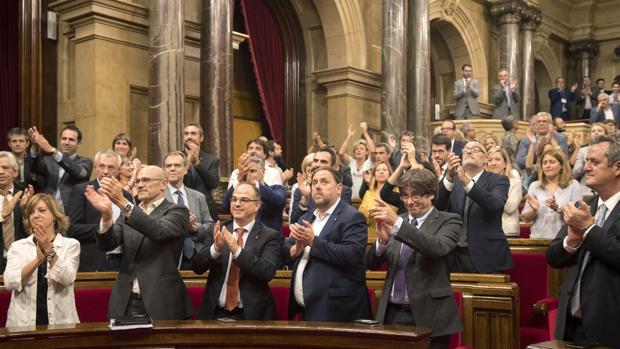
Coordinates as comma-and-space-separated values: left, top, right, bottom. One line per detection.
239, 0, 284, 144
0, 0, 19, 150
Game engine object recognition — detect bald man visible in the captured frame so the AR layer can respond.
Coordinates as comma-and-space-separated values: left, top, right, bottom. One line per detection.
86, 165, 193, 320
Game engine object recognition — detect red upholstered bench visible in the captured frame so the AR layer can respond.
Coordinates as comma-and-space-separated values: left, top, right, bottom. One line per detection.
520, 225, 531, 238
187, 286, 205, 319
0, 290, 11, 327
75, 288, 112, 323
505, 253, 558, 348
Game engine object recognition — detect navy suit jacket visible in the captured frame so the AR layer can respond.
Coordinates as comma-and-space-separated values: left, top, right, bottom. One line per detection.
549, 88, 575, 120
0, 185, 27, 273
192, 221, 281, 320
435, 171, 514, 273
289, 185, 352, 224
546, 197, 620, 347
589, 104, 620, 125
285, 199, 371, 322
222, 183, 286, 234
67, 179, 134, 271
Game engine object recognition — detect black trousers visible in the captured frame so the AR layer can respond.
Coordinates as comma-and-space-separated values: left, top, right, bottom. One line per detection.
385, 303, 451, 349
564, 312, 588, 343
123, 293, 149, 317
214, 307, 246, 321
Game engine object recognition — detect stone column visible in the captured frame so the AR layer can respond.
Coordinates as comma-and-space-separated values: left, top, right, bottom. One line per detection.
520, 6, 541, 119
148, 0, 184, 165
406, 0, 431, 137
491, 1, 524, 87
569, 40, 599, 85
200, 0, 233, 175
381, 0, 407, 138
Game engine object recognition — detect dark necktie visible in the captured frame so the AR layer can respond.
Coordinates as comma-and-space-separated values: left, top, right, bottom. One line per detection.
176, 191, 194, 259
225, 228, 246, 311
570, 204, 607, 316
392, 217, 416, 304
460, 182, 474, 245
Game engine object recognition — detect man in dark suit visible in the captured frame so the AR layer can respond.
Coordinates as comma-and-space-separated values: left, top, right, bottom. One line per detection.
366, 168, 462, 349
547, 135, 620, 347
491, 69, 520, 119
85, 165, 193, 320
163, 151, 213, 270
192, 183, 281, 320
67, 150, 134, 272
285, 167, 371, 322
222, 155, 286, 234
290, 147, 353, 224
0, 152, 30, 273
28, 125, 93, 213
440, 120, 465, 157
7, 128, 35, 189
436, 141, 513, 273
182, 123, 220, 221
549, 77, 577, 121
589, 93, 620, 125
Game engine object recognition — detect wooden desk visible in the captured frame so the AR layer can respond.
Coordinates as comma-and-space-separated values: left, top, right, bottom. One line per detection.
0, 320, 431, 349
527, 340, 611, 349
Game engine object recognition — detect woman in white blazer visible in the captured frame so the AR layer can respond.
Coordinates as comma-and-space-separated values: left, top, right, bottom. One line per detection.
3, 193, 80, 327
486, 146, 522, 237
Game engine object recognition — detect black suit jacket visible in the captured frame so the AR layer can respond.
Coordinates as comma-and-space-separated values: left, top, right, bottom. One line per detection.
546, 197, 620, 347
365, 208, 463, 337
184, 151, 220, 220
285, 200, 371, 322
0, 185, 27, 273
192, 221, 281, 320
289, 186, 353, 224
31, 152, 93, 212
67, 179, 134, 271
97, 199, 193, 320
222, 183, 286, 234
436, 171, 514, 273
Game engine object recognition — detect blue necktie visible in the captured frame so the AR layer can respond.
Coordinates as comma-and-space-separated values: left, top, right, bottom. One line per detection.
392, 217, 416, 304
570, 204, 607, 316
176, 190, 194, 259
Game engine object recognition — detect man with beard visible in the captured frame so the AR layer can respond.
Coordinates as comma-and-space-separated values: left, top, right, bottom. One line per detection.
182, 123, 220, 221
430, 134, 451, 178
436, 141, 513, 273
286, 167, 371, 321
453, 63, 480, 119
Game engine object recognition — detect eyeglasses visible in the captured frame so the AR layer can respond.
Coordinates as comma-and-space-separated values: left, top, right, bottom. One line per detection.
462, 148, 484, 155
134, 177, 164, 185
231, 196, 259, 205
400, 193, 425, 201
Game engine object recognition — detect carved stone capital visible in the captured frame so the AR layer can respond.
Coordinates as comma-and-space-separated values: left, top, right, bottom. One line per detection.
490, 0, 526, 25
568, 40, 599, 59
532, 33, 549, 56
442, 0, 459, 17
520, 6, 542, 31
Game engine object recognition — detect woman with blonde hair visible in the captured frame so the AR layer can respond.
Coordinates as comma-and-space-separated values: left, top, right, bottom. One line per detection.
521, 149, 582, 239
486, 147, 522, 237
358, 161, 398, 241
3, 193, 80, 326
289, 153, 315, 224
479, 133, 499, 152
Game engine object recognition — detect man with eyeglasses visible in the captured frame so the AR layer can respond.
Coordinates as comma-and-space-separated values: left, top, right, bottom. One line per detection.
66, 150, 134, 272
516, 112, 569, 170
436, 142, 513, 273
85, 165, 193, 320
222, 156, 286, 235
440, 120, 465, 157
366, 168, 462, 349
163, 151, 213, 270
192, 183, 282, 320
286, 167, 371, 322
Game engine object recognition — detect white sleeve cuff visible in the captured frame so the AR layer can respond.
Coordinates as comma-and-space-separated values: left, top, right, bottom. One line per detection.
99, 218, 113, 234
443, 177, 454, 191
392, 216, 404, 237
53, 150, 63, 162
233, 247, 242, 259
210, 244, 222, 259
464, 179, 475, 193
375, 239, 387, 256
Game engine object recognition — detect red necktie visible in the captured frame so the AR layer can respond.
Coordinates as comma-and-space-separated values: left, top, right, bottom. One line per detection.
225, 228, 245, 311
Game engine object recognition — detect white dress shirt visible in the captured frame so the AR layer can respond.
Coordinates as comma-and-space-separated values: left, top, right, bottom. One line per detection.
293, 198, 341, 307
209, 220, 254, 308
1, 186, 14, 258
167, 184, 189, 207
3, 234, 81, 327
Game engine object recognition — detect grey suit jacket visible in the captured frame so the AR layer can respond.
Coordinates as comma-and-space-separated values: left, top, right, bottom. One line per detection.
492, 84, 521, 119
454, 79, 480, 116
365, 208, 463, 337
165, 186, 214, 250
97, 199, 193, 320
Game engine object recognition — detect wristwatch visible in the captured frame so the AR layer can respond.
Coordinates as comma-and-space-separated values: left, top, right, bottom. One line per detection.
122, 200, 134, 216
